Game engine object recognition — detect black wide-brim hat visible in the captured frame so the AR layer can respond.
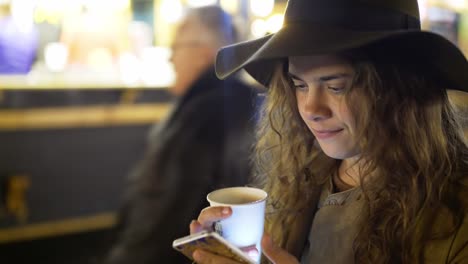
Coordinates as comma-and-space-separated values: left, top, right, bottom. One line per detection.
215, 0, 468, 92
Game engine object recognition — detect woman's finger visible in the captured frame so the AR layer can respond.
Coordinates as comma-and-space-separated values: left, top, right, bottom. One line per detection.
262, 234, 299, 264
197, 206, 232, 230
239, 245, 259, 261
193, 249, 242, 264
189, 219, 203, 234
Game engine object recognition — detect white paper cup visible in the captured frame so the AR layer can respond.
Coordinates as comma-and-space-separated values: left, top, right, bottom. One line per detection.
207, 187, 267, 263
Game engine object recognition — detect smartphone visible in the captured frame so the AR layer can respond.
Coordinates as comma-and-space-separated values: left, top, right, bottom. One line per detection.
172, 231, 256, 264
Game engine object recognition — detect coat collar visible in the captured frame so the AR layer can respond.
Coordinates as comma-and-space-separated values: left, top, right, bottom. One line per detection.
178, 66, 223, 108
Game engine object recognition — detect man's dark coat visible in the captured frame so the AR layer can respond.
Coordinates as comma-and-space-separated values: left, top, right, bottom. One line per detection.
106, 68, 258, 264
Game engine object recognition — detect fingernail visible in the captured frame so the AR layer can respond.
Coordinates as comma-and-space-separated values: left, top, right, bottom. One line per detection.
222, 207, 230, 215
247, 250, 259, 260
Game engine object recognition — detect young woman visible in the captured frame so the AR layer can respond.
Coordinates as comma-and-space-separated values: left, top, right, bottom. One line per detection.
188, 0, 468, 263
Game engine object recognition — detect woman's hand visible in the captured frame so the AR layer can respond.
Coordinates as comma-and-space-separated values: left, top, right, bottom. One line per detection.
189, 207, 299, 264
192, 249, 247, 264
192, 235, 299, 264
190, 206, 242, 264
189, 206, 232, 234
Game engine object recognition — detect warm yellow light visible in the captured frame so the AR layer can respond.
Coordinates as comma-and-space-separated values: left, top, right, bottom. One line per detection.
34, 9, 47, 24
10, 0, 35, 30
220, 0, 239, 13
266, 14, 283, 33
251, 19, 267, 38
44, 42, 69, 72
36, 0, 62, 12
250, 0, 274, 17
87, 48, 114, 71
117, 46, 174, 87
118, 52, 140, 85
140, 47, 174, 87
160, 0, 184, 23
115, 0, 131, 10
418, 0, 428, 21
81, 0, 130, 12
447, 0, 467, 10
34, 0, 66, 25
187, 0, 217, 7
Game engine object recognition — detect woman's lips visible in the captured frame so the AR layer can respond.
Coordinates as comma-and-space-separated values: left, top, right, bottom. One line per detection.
312, 128, 344, 139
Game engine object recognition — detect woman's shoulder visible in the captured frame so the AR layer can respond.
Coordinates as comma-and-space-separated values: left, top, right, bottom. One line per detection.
454, 173, 468, 209
445, 174, 468, 262
423, 176, 468, 263
442, 205, 468, 263
424, 211, 468, 263
459, 174, 468, 187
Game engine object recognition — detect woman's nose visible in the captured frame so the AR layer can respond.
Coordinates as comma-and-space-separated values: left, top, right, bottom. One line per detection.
302, 89, 331, 121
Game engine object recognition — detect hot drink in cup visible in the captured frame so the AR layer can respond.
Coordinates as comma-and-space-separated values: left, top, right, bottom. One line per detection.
207, 187, 267, 263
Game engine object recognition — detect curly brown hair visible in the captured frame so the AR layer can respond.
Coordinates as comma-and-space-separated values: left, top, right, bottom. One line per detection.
254, 50, 468, 263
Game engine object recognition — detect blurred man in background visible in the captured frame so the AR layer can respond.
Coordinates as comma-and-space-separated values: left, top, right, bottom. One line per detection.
105, 5, 257, 264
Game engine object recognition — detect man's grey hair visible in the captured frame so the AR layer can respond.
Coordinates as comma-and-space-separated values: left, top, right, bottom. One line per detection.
186, 5, 240, 49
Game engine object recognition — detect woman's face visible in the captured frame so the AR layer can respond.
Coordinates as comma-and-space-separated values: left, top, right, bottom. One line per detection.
288, 54, 360, 160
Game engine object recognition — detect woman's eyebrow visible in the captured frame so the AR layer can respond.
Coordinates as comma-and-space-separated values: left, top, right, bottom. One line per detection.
318, 73, 351, 82
287, 72, 303, 81
287, 72, 351, 82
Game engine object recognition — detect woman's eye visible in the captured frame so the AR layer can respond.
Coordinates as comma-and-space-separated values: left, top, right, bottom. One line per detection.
294, 83, 307, 91
327, 85, 345, 93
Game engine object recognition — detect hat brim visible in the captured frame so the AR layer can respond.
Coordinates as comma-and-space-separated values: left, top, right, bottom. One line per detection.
215, 24, 468, 92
